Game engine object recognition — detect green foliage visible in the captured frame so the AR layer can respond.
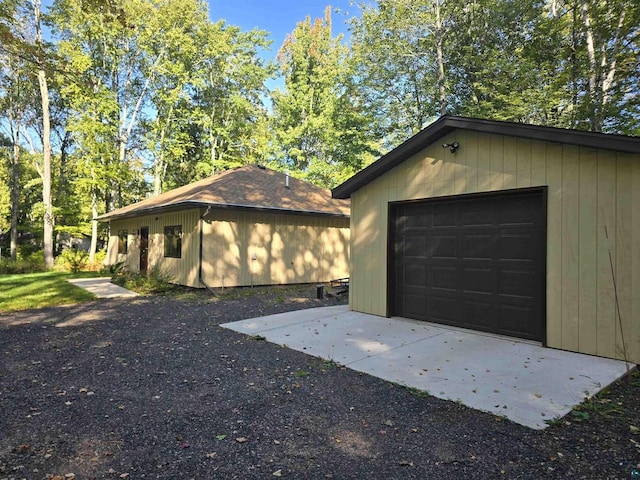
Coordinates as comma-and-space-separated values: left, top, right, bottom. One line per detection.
111, 264, 177, 295
271, 6, 377, 188
349, 0, 640, 140
54, 247, 88, 273
0, 256, 47, 274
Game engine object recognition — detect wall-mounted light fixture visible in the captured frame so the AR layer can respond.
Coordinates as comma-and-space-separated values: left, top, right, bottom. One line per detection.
442, 142, 459, 153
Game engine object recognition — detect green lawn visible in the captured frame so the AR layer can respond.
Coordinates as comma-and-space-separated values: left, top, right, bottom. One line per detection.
0, 271, 101, 313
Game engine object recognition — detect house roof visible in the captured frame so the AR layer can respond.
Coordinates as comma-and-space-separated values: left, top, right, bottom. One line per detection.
97, 164, 350, 221
332, 115, 640, 199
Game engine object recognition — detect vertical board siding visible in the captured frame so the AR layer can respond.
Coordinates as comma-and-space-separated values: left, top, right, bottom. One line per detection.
201, 210, 349, 288
350, 129, 640, 363
108, 209, 349, 289
107, 209, 201, 287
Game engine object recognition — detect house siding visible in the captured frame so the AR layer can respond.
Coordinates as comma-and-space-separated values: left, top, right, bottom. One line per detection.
350, 129, 640, 363
201, 210, 350, 287
106, 209, 201, 287
106, 208, 350, 289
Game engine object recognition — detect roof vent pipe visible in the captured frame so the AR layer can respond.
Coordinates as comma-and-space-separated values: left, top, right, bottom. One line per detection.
285, 174, 290, 189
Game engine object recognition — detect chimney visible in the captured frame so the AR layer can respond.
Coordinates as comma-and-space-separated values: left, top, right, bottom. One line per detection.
285, 174, 290, 189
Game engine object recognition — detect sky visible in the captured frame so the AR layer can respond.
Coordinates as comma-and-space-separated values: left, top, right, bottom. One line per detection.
207, 0, 356, 58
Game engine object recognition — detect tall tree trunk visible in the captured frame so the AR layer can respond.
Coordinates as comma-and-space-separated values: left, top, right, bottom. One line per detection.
10, 140, 20, 261
580, 0, 600, 131
89, 190, 98, 262
434, 0, 446, 115
34, 0, 53, 268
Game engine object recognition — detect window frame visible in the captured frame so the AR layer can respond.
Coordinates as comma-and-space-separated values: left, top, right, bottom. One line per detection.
117, 230, 128, 254
163, 225, 182, 258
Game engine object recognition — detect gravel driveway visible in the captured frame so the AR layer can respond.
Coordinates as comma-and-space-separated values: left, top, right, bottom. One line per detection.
1, 286, 638, 479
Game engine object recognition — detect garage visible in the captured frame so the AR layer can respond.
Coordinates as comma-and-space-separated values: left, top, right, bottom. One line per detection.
390, 189, 545, 341
332, 115, 640, 363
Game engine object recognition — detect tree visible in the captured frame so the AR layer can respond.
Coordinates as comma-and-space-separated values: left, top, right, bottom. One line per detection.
349, 0, 639, 143
32, 0, 54, 267
272, 6, 376, 188
349, 0, 448, 147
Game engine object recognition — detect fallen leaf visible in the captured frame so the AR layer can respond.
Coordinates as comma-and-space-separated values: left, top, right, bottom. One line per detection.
235, 437, 247, 443
272, 470, 282, 477
79, 388, 88, 393
215, 434, 226, 441
630, 425, 639, 433
398, 460, 414, 467
384, 420, 393, 426
535, 393, 542, 398
119, 474, 129, 479
274, 440, 281, 445
206, 452, 217, 459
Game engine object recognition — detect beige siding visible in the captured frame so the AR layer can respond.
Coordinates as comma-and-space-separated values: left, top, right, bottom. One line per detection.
350, 129, 640, 363
105, 209, 201, 287
201, 210, 349, 287
106, 209, 349, 289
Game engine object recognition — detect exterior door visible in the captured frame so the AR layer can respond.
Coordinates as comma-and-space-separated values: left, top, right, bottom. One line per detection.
390, 189, 546, 342
140, 227, 149, 273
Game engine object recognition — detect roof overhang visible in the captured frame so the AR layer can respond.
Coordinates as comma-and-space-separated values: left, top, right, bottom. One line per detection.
332, 115, 640, 199
96, 201, 350, 222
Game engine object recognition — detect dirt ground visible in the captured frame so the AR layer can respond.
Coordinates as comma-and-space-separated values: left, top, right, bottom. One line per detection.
1, 285, 638, 479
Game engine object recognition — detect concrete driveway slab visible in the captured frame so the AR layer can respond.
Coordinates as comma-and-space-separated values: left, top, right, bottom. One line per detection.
222, 305, 631, 430
68, 277, 139, 299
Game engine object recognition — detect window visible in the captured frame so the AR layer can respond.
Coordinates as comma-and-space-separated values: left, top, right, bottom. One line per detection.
118, 230, 128, 254
164, 225, 182, 258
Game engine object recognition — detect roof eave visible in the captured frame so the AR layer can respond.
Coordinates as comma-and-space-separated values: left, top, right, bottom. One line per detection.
332, 115, 640, 199
96, 200, 350, 222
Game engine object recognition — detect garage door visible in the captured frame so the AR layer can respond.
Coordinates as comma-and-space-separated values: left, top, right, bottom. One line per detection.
390, 189, 545, 341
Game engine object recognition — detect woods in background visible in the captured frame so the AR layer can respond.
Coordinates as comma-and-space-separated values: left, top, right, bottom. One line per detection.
1, 0, 638, 263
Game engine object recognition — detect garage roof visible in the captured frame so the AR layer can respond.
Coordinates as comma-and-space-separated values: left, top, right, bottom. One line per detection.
332, 115, 640, 199
98, 164, 350, 221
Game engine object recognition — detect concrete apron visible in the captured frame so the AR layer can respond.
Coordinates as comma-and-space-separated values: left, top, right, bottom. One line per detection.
222, 305, 631, 430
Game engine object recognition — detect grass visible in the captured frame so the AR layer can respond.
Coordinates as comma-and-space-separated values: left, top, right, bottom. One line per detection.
0, 271, 101, 313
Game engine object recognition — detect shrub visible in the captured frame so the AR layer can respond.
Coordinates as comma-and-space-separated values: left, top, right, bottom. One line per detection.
111, 264, 177, 294
0, 252, 48, 274
55, 248, 89, 273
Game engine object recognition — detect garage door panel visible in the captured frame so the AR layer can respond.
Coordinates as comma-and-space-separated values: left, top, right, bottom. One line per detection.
462, 234, 494, 260
461, 202, 496, 227
403, 293, 429, 319
499, 196, 540, 226
498, 269, 536, 299
404, 234, 428, 258
431, 235, 457, 258
433, 203, 458, 228
498, 304, 539, 340
461, 267, 496, 295
404, 264, 427, 287
428, 295, 461, 323
460, 301, 495, 331
429, 266, 457, 291
392, 190, 544, 341
498, 233, 539, 262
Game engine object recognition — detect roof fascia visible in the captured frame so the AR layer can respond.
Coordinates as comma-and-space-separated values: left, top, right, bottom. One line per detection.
332, 115, 640, 199
96, 201, 349, 222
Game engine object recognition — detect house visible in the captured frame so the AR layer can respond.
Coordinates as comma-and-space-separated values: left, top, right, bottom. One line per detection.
99, 165, 350, 289
332, 115, 640, 364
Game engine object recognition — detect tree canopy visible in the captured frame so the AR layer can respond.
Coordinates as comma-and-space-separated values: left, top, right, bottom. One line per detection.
0, 0, 638, 264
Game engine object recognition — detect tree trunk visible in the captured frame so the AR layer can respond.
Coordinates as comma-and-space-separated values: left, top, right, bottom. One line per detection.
89, 192, 98, 262
434, 0, 446, 115
10, 141, 20, 261
580, 0, 600, 131
34, 0, 54, 268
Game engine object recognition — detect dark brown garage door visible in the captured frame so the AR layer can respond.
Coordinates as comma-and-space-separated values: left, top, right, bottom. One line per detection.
390, 189, 545, 341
